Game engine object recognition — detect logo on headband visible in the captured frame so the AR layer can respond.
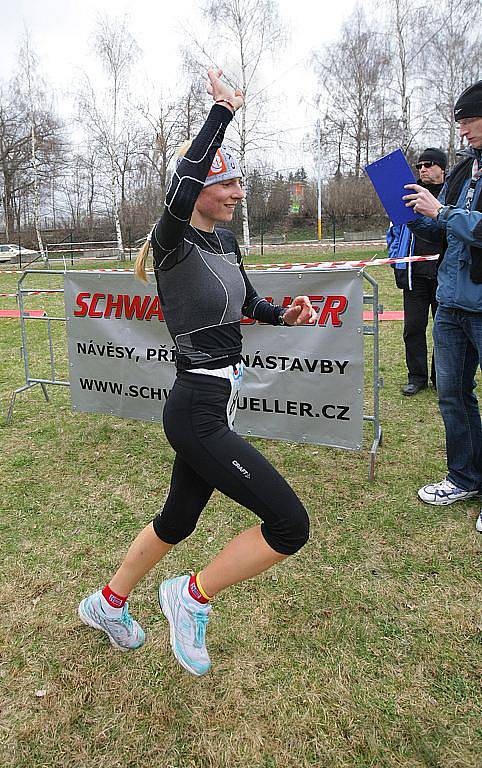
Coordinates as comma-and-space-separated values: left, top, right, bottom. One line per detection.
208, 150, 227, 177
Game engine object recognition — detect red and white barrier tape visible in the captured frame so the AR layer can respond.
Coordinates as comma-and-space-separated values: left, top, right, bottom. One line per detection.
0, 267, 134, 275
248, 254, 438, 271
0, 254, 438, 299
1, 253, 437, 280
47, 246, 119, 253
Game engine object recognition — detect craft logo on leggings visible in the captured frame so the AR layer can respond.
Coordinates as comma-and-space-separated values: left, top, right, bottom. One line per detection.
232, 459, 251, 479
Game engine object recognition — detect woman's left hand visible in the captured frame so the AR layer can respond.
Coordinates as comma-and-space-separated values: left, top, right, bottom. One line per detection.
403, 184, 442, 219
283, 296, 317, 326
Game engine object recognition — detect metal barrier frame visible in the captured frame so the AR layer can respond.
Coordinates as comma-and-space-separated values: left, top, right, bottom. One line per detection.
6, 270, 69, 424
7, 268, 382, 478
362, 270, 383, 480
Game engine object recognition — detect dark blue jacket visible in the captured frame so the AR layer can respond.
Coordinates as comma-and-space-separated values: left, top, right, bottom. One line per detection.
387, 223, 415, 289
409, 148, 482, 312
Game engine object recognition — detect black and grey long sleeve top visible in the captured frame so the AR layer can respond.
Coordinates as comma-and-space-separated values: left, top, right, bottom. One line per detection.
151, 103, 284, 371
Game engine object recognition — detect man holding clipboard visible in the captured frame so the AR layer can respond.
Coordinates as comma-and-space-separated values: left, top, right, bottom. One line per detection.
403, 80, 482, 533
367, 80, 482, 532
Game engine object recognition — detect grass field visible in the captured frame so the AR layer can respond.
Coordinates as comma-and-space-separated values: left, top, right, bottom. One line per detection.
0, 251, 481, 768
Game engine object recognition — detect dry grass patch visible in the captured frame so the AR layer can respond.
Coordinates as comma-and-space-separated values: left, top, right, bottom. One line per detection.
1, 253, 481, 767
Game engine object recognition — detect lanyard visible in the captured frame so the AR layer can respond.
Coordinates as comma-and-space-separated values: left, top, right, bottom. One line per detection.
465, 158, 482, 211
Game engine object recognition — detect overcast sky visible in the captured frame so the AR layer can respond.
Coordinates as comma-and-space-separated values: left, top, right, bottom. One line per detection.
1, 0, 365, 173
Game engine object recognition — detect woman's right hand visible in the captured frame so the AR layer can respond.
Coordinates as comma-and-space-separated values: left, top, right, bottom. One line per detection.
206, 68, 244, 113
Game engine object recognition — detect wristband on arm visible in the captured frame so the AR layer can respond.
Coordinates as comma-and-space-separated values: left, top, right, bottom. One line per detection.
215, 99, 235, 113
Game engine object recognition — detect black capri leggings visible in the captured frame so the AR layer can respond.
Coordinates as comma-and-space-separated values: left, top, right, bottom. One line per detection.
152, 372, 309, 555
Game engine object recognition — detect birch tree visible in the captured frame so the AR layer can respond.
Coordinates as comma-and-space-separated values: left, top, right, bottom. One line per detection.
18, 35, 46, 258
385, 0, 447, 152
183, 0, 286, 252
313, 7, 390, 176
423, 0, 481, 165
80, 16, 140, 258
137, 82, 205, 206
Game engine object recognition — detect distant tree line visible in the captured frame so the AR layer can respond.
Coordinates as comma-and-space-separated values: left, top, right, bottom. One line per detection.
0, 0, 480, 250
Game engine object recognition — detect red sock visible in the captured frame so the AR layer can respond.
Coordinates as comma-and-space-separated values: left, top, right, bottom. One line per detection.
101, 584, 127, 609
188, 573, 210, 605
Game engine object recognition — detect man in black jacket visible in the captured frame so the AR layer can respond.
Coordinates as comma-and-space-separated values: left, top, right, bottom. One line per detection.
387, 148, 447, 395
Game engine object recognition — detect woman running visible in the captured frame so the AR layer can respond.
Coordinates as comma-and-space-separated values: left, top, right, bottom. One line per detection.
79, 69, 316, 676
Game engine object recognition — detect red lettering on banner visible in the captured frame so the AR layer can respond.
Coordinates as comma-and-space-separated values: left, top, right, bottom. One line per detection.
72, 290, 348, 325
105, 293, 125, 318
73, 291, 165, 321
318, 295, 348, 326
89, 293, 105, 318
123, 294, 152, 319
306, 295, 324, 319
74, 292, 90, 317
144, 296, 163, 321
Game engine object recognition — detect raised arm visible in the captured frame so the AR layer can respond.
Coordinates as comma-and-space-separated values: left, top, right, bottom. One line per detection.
153, 69, 244, 256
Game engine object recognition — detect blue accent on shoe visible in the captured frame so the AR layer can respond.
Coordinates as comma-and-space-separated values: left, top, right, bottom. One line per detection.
193, 611, 209, 647
78, 591, 145, 651
158, 575, 212, 676
418, 478, 479, 506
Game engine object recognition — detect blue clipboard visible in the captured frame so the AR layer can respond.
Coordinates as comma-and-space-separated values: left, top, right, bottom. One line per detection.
364, 149, 419, 225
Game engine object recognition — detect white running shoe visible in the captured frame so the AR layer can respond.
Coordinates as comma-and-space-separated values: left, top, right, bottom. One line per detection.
476, 511, 482, 533
418, 478, 479, 506
158, 575, 212, 676
78, 591, 145, 651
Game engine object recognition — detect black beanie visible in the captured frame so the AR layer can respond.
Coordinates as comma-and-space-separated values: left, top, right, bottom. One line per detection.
454, 80, 482, 120
418, 147, 447, 170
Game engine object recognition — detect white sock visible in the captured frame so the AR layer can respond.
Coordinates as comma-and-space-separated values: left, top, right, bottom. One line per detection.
100, 592, 124, 618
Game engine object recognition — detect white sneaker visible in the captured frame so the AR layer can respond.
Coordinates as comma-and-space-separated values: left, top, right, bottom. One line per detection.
158, 575, 211, 676
418, 478, 479, 506
78, 591, 145, 651
476, 511, 482, 533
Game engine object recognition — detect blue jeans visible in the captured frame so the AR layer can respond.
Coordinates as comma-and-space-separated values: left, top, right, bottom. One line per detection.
433, 306, 482, 491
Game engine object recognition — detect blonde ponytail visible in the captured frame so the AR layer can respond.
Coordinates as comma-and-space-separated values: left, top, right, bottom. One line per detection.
178, 139, 193, 158
134, 238, 151, 282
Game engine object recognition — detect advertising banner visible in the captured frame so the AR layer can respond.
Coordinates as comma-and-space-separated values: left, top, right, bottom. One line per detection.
64, 269, 364, 449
